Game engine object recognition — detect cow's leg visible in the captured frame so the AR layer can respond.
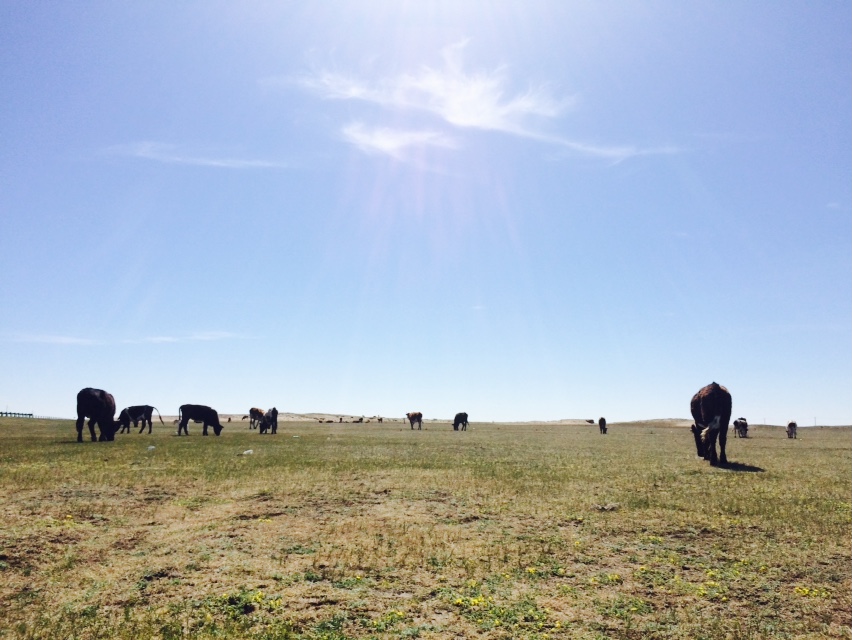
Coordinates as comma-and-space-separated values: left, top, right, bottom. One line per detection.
87, 418, 98, 442
178, 419, 188, 435
76, 414, 85, 443
718, 426, 728, 466
202, 422, 209, 436
705, 429, 719, 466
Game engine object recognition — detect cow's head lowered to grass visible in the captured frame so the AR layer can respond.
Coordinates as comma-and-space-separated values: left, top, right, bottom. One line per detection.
75, 387, 119, 442
177, 404, 225, 436
690, 382, 732, 467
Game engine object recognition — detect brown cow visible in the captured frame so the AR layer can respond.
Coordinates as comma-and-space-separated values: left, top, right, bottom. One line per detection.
249, 407, 265, 430
406, 411, 423, 430
689, 382, 732, 466
787, 421, 797, 439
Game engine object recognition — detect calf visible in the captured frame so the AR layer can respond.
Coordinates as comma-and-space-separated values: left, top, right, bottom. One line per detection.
406, 411, 423, 430
178, 404, 224, 436
117, 405, 164, 434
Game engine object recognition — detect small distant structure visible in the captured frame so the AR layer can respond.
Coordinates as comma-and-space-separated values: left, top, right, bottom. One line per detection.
0, 412, 34, 418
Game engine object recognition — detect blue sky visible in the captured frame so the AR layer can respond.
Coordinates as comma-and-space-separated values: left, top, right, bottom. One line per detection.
1, 2, 849, 424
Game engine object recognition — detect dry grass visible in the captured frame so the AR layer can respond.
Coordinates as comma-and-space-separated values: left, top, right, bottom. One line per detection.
0, 418, 849, 639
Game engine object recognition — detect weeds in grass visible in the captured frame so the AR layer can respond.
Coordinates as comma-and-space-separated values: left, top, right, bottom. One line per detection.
0, 419, 849, 639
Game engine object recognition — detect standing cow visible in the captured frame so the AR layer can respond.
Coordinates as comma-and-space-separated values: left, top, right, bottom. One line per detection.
177, 404, 224, 436
689, 382, 732, 467
249, 407, 265, 430
733, 417, 749, 438
406, 412, 423, 430
787, 421, 798, 439
259, 407, 279, 435
599, 417, 607, 434
75, 388, 118, 442
453, 412, 469, 431
117, 405, 165, 434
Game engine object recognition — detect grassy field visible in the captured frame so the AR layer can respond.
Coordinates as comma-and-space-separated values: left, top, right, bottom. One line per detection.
0, 418, 849, 640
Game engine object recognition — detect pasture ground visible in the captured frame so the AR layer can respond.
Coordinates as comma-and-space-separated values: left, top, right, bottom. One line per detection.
0, 418, 849, 639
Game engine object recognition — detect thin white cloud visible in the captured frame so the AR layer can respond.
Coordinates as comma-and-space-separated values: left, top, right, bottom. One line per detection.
126, 331, 243, 344
2, 332, 243, 346
299, 41, 675, 161
108, 142, 290, 169
7, 334, 101, 346
342, 122, 457, 158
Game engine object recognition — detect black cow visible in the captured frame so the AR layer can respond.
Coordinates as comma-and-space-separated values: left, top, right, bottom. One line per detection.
690, 382, 732, 466
599, 417, 607, 434
118, 405, 164, 434
406, 411, 423, 430
259, 407, 279, 435
453, 412, 468, 431
177, 404, 224, 436
733, 417, 748, 438
787, 421, 798, 439
76, 388, 118, 442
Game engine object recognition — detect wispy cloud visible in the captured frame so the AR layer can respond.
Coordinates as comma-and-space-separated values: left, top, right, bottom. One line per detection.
108, 142, 291, 169
124, 331, 244, 344
4, 331, 243, 346
7, 334, 101, 346
342, 123, 457, 158
299, 41, 675, 161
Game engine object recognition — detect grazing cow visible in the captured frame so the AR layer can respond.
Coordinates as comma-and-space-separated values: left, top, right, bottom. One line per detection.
733, 417, 749, 438
453, 412, 469, 431
177, 404, 224, 436
249, 407, 265, 430
377, 417, 383, 423
406, 412, 423, 430
259, 407, 278, 434
241, 415, 249, 420
75, 388, 118, 442
787, 421, 798, 439
585, 419, 595, 424
353, 417, 364, 423
599, 417, 607, 434
117, 405, 164, 434
689, 382, 732, 466
227, 417, 232, 423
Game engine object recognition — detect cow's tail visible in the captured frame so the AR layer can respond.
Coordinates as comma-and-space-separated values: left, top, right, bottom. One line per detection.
153, 407, 164, 425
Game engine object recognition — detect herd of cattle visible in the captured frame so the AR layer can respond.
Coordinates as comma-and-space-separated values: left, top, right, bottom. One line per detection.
74, 383, 799, 466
